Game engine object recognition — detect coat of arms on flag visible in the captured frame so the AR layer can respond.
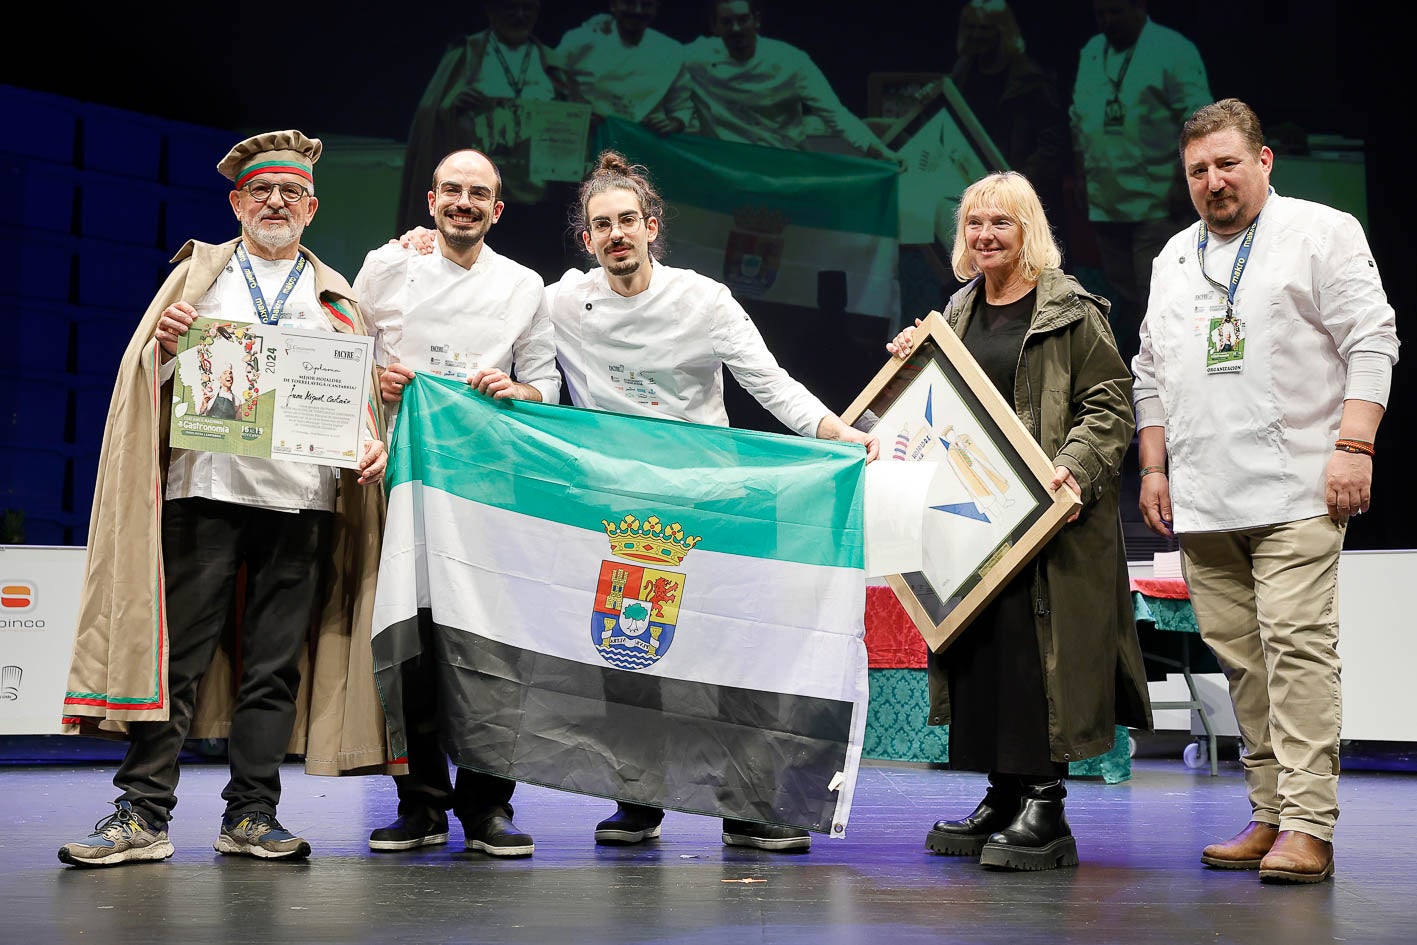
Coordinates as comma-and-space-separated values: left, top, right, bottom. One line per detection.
723, 207, 787, 299
592, 514, 701, 670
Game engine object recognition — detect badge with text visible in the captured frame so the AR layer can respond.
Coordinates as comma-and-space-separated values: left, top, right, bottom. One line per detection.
1205, 312, 1246, 374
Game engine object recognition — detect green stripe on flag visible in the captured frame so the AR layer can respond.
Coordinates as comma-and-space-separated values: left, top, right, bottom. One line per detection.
388, 375, 865, 570
594, 117, 898, 238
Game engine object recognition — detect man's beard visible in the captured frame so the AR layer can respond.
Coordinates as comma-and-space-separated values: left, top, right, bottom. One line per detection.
438, 211, 491, 249
602, 239, 643, 276
244, 214, 299, 252
1201, 190, 1252, 232
604, 255, 642, 277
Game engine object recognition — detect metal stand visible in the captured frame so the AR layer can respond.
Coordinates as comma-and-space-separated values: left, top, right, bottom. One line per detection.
1145, 644, 1219, 776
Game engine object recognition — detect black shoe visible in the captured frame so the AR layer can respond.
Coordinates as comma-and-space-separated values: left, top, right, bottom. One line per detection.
594, 803, 663, 845
466, 811, 534, 857
979, 779, 1079, 871
722, 819, 811, 852
368, 808, 450, 851
926, 773, 1022, 856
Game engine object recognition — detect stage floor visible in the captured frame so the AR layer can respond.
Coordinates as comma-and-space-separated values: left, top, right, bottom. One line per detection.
2, 741, 1414, 944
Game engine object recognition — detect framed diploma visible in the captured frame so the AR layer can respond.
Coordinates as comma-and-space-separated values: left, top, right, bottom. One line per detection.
842, 310, 1077, 653
169, 317, 373, 469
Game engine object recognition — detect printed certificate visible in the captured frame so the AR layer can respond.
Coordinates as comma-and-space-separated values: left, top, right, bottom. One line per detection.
169, 317, 373, 469
525, 100, 592, 182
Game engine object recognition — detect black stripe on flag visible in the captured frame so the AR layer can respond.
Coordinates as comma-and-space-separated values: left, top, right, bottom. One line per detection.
374, 611, 855, 833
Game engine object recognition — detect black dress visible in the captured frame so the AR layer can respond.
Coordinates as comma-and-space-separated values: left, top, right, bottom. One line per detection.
930, 288, 1065, 779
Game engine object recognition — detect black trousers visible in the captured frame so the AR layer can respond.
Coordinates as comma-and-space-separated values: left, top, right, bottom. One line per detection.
393, 623, 515, 827
115, 497, 330, 830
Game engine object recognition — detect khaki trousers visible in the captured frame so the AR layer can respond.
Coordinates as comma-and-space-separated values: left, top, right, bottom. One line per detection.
1180, 515, 1345, 841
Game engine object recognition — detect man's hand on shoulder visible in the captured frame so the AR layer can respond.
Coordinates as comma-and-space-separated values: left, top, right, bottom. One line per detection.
398, 227, 437, 255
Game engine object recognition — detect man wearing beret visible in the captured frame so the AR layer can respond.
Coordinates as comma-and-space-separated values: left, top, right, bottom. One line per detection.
58, 131, 395, 868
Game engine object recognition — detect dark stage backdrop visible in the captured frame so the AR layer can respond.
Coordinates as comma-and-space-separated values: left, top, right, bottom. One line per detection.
1, 2, 1408, 551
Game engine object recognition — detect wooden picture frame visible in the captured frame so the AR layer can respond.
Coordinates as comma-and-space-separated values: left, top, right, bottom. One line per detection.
842, 310, 1078, 653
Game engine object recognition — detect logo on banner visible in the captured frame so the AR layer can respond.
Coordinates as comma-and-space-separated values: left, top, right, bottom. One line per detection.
591, 514, 701, 670
723, 206, 786, 299
1, 582, 35, 611
0, 665, 20, 700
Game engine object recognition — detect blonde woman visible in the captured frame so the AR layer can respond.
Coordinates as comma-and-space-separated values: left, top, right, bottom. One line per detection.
887, 171, 1150, 871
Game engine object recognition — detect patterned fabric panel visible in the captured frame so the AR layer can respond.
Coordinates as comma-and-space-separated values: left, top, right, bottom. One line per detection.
862, 669, 1134, 784
864, 586, 928, 669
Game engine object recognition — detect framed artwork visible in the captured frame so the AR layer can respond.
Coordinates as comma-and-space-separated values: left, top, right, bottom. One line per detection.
842, 310, 1078, 653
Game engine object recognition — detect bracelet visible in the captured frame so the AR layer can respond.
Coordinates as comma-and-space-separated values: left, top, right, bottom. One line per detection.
1335, 439, 1375, 457
1140, 465, 1167, 477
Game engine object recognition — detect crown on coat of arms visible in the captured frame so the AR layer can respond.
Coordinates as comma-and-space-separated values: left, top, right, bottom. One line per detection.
603, 513, 701, 566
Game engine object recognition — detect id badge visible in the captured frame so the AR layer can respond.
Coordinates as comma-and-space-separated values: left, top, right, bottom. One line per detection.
1104, 98, 1125, 132
1204, 311, 1245, 375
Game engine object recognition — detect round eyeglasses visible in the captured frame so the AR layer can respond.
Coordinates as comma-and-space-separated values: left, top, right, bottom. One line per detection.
589, 212, 644, 238
437, 182, 497, 203
243, 181, 312, 203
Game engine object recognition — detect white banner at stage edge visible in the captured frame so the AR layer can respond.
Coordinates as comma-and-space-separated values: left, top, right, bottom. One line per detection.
0, 546, 84, 734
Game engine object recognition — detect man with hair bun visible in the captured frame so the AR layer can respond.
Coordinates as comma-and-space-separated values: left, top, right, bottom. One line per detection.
551, 150, 878, 852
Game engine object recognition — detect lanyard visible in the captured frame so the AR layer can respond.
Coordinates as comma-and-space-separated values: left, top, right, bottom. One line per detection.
489, 34, 533, 99
1103, 42, 1134, 100
235, 242, 306, 325
1196, 214, 1260, 317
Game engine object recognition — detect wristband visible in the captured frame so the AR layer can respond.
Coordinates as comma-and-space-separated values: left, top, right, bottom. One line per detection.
1140, 465, 1167, 477
1334, 439, 1375, 457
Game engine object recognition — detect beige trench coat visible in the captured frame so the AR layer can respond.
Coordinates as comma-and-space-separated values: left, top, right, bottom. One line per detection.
61, 237, 401, 776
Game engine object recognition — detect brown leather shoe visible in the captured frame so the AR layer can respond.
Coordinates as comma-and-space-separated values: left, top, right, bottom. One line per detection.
1201, 821, 1279, 869
1259, 830, 1334, 884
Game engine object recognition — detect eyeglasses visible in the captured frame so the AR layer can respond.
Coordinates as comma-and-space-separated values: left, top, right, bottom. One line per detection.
589, 212, 645, 237
243, 180, 311, 203
437, 182, 498, 203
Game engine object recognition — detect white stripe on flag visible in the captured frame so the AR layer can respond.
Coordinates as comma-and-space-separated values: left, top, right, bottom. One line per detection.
670, 208, 900, 318
374, 483, 868, 705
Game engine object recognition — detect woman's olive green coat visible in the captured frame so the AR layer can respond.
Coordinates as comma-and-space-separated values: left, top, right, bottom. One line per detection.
927, 268, 1153, 764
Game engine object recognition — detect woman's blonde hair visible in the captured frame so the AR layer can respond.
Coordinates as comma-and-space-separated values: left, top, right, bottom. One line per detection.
950, 170, 1061, 283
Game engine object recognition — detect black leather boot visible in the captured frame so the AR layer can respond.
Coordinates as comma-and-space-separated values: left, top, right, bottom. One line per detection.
979, 778, 1079, 870
925, 773, 1022, 856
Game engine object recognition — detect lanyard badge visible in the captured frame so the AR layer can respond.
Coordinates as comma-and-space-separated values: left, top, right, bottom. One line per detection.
1197, 214, 1260, 375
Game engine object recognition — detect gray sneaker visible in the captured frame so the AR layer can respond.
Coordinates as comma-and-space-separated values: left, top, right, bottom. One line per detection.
214, 811, 311, 860
58, 801, 175, 868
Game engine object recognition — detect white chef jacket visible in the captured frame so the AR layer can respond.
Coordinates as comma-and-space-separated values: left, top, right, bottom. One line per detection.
555, 14, 691, 123
1133, 192, 1399, 532
165, 248, 338, 512
679, 36, 879, 153
546, 262, 829, 436
1069, 18, 1211, 222
353, 241, 560, 429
